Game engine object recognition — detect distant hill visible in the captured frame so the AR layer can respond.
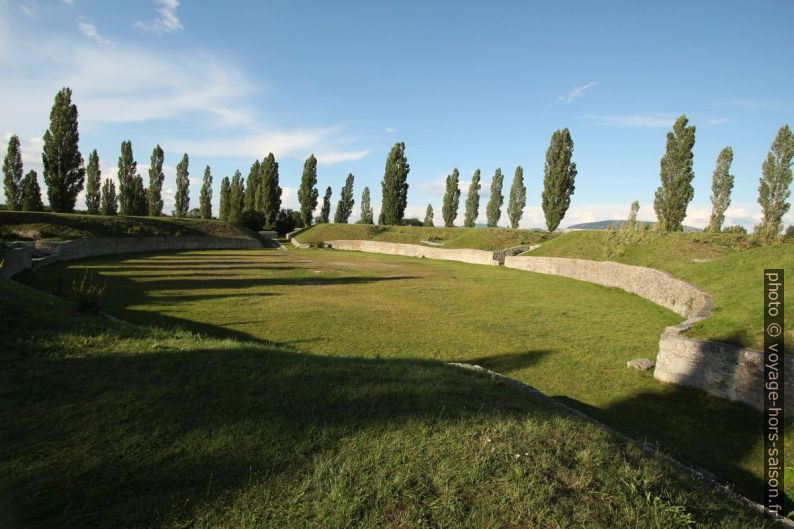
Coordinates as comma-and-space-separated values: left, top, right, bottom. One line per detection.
566, 220, 702, 232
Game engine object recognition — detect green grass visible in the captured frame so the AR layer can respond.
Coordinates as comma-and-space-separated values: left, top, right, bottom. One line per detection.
0, 273, 776, 528
294, 223, 553, 250
528, 230, 794, 352
0, 210, 256, 241
15, 248, 792, 511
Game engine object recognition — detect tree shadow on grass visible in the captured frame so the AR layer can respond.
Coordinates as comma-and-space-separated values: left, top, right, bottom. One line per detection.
465, 350, 550, 374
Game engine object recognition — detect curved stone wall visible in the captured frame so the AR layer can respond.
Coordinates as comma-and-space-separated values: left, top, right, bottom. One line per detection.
1, 236, 261, 278
503, 255, 709, 319
327, 240, 500, 266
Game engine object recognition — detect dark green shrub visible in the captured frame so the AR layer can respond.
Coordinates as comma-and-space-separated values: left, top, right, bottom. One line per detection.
275, 208, 303, 235
401, 218, 423, 227
722, 225, 747, 235
239, 209, 266, 231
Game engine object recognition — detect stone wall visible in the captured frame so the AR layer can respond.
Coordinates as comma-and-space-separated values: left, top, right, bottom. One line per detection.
503, 255, 709, 319
1, 236, 261, 278
327, 240, 500, 266
655, 324, 794, 415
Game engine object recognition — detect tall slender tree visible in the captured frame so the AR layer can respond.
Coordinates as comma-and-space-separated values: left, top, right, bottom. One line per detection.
199, 165, 213, 219
147, 145, 165, 216
219, 176, 231, 222
100, 178, 118, 215
334, 173, 355, 223
117, 140, 139, 215
464, 169, 481, 228
259, 153, 282, 225
84, 149, 101, 214
245, 159, 260, 212
423, 204, 434, 227
380, 142, 410, 225
706, 147, 734, 233
229, 170, 245, 224
653, 115, 696, 232
2, 135, 23, 210
486, 168, 504, 228
542, 128, 577, 232
318, 186, 332, 223
298, 154, 319, 226
757, 125, 794, 238
507, 166, 526, 229
174, 153, 190, 217
21, 170, 44, 211
442, 168, 461, 227
131, 174, 147, 216
42, 87, 85, 212
360, 186, 374, 224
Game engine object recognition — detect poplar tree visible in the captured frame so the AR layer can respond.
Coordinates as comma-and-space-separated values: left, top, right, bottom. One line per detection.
147, 145, 165, 216
707, 147, 734, 233
507, 166, 526, 229
131, 174, 147, 216
464, 169, 481, 228
542, 128, 577, 232
259, 153, 282, 225
380, 142, 410, 225
229, 170, 245, 224
42, 87, 85, 212
117, 140, 140, 216
245, 159, 260, 212
21, 170, 44, 211
334, 173, 355, 223
318, 186, 332, 223
219, 176, 231, 222
653, 115, 696, 232
423, 204, 434, 227
2, 135, 23, 210
486, 168, 504, 227
757, 125, 794, 238
174, 153, 190, 217
84, 150, 101, 214
360, 186, 374, 224
442, 168, 461, 227
199, 165, 213, 219
100, 178, 118, 215
298, 154, 318, 226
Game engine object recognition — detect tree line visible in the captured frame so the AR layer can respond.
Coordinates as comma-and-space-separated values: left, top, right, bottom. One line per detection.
3, 88, 792, 238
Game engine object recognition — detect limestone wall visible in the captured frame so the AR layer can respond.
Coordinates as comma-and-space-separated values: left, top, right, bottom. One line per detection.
1, 236, 261, 278
655, 326, 794, 415
503, 255, 709, 319
327, 240, 500, 266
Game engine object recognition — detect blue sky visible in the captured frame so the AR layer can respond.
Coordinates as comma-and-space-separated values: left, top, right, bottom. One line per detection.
1, 0, 792, 228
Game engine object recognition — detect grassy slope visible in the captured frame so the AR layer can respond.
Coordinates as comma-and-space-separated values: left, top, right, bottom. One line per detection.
0, 211, 255, 241
0, 278, 772, 528
16, 249, 791, 508
527, 231, 794, 352
295, 223, 553, 250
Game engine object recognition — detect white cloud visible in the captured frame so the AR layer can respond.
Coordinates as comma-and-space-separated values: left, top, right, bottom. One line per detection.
706, 117, 730, 126
62, 0, 74, 6
578, 113, 676, 128
385, 127, 396, 133
77, 19, 110, 45
556, 82, 597, 104
135, 0, 183, 35
18, 0, 39, 19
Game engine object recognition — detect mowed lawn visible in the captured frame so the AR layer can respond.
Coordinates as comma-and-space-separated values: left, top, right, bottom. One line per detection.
17, 247, 792, 504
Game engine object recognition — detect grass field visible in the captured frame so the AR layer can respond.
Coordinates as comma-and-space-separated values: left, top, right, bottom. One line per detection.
294, 223, 553, 250
527, 230, 794, 352
1, 265, 779, 528
14, 247, 792, 513
0, 211, 255, 241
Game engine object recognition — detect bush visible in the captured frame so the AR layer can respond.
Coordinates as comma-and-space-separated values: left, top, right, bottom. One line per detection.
784, 225, 794, 240
239, 209, 266, 231
71, 270, 106, 313
401, 218, 423, 227
274, 208, 304, 235
723, 225, 747, 235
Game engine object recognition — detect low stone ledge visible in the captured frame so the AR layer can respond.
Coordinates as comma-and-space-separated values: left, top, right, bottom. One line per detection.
326, 240, 500, 266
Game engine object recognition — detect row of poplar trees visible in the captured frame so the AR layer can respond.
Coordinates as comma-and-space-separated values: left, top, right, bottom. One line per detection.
1, 87, 210, 218
432, 128, 576, 231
